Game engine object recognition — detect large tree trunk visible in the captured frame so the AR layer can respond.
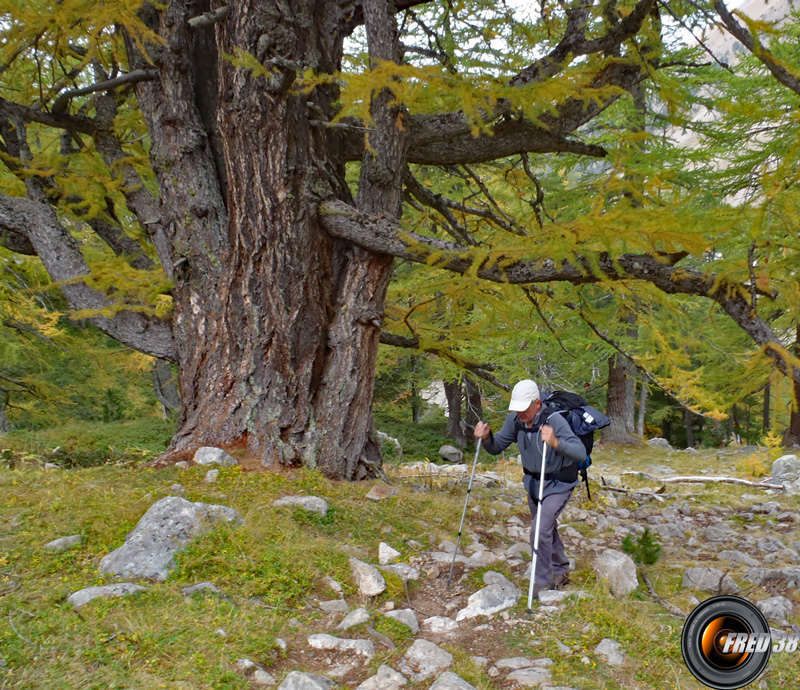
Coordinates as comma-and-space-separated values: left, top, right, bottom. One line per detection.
444, 378, 467, 448
636, 376, 647, 438
129, 0, 401, 478
602, 354, 638, 444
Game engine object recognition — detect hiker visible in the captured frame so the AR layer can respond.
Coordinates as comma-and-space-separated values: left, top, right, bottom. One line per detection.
474, 379, 586, 599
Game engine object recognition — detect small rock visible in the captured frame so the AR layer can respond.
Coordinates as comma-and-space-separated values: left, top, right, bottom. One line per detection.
215, 628, 227, 637
456, 582, 520, 621
682, 567, 739, 594
380, 563, 420, 581
772, 454, 800, 486
397, 639, 453, 681
44, 534, 82, 552
204, 469, 219, 484
277, 671, 334, 690
194, 447, 238, 466
555, 639, 572, 655
338, 608, 370, 630
169, 483, 185, 495
718, 550, 760, 567
252, 669, 277, 687
704, 526, 736, 542
385, 609, 420, 634
350, 558, 387, 597
422, 616, 459, 635
44, 462, 61, 470
646, 438, 673, 450
429, 671, 477, 690
272, 496, 328, 517
275, 638, 287, 651
593, 549, 638, 597
594, 638, 625, 666
319, 599, 350, 613
482, 571, 512, 586
426, 566, 440, 580
307, 633, 375, 658
506, 667, 552, 687
379, 543, 402, 565
538, 590, 587, 606
356, 665, 408, 690
757, 596, 794, 622
366, 484, 399, 501
175, 461, 190, 469
494, 657, 540, 671
439, 445, 464, 463
182, 581, 224, 597
68, 583, 148, 608
234, 658, 258, 676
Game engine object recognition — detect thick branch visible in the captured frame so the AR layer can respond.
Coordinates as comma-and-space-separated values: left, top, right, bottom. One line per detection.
379, 332, 510, 390
0, 193, 175, 361
715, 0, 800, 96
188, 5, 231, 29
0, 95, 98, 135
320, 200, 800, 385
51, 70, 157, 114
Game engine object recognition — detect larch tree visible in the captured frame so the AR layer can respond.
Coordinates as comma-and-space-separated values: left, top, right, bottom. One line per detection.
2, 0, 798, 479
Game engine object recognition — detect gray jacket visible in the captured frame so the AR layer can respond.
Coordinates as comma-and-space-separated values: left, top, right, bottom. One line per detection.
482, 408, 586, 499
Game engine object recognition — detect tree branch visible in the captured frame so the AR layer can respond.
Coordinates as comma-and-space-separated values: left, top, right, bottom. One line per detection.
0, 193, 175, 361
379, 332, 510, 390
51, 70, 157, 114
188, 5, 231, 29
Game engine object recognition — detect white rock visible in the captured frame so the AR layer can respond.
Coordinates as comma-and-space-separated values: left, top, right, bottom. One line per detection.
234, 658, 257, 675
593, 549, 638, 597
646, 438, 673, 450
772, 455, 800, 486
204, 469, 219, 483
169, 483, 185, 495
99, 496, 241, 582
682, 567, 739, 594
421, 616, 459, 635
594, 638, 625, 666
252, 669, 277, 687
319, 599, 350, 613
537, 590, 588, 606
67, 583, 148, 608
356, 665, 408, 690
456, 582, 520, 621
506, 668, 552, 687
272, 496, 329, 517
338, 608, 370, 630
307, 633, 375, 658
380, 564, 420, 581
439, 445, 464, 463
350, 558, 387, 597
379, 543, 402, 565
482, 571, 512, 586
494, 657, 540, 671
194, 447, 238, 466
384, 609, 420, 634
429, 672, 477, 690
44, 534, 82, 551
277, 671, 334, 690
397, 639, 453, 681
757, 596, 794, 622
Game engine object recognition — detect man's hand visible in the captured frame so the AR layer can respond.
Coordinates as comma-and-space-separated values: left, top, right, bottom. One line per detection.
541, 424, 559, 450
474, 421, 491, 441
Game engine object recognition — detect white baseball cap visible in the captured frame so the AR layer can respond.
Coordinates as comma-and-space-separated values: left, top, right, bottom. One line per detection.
508, 379, 540, 411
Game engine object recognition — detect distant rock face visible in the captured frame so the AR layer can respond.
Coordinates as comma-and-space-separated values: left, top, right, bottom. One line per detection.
68, 583, 148, 608
99, 496, 241, 582
593, 549, 638, 597
682, 567, 739, 594
349, 558, 387, 597
439, 445, 464, 464
193, 447, 238, 466
272, 496, 329, 517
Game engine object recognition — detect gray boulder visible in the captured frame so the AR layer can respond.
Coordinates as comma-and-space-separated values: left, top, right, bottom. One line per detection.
421, 616, 459, 635
718, 550, 760, 567
429, 672, 478, 690
356, 665, 408, 690
272, 496, 329, 517
380, 563, 420, 581
772, 455, 800, 486
646, 438, 673, 450
193, 447, 238, 466
455, 581, 520, 620
379, 542, 402, 565
68, 583, 148, 608
307, 634, 375, 659
593, 549, 638, 597
384, 609, 420, 634
594, 639, 625, 666
439, 445, 464, 464
757, 596, 794, 623
338, 608, 370, 630
277, 672, 334, 690
703, 526, 737, 543
44, 534, 82, 552
505, 668, 552, 687
397, 639, 453, 681
100, 496, 241, 582
349, 558, 386, 597
682, 567, 739, 594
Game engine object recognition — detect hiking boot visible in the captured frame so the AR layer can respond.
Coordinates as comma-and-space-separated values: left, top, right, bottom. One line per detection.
551, 572, 571, 590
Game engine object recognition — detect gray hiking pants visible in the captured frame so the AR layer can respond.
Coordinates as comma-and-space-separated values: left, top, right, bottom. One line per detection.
527, 489, 572, 590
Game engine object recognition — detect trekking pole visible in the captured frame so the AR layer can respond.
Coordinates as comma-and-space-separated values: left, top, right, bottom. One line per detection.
447, 437, 482, 587
526, 441, 548, 610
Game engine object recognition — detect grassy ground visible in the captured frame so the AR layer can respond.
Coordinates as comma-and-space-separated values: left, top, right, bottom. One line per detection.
1, 422, 798, 689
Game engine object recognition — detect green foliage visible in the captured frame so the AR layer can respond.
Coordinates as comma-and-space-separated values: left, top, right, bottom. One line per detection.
622, 527, 662, 565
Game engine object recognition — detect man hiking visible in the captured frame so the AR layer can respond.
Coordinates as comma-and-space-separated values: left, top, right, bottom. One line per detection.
474, 379, 585, 600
